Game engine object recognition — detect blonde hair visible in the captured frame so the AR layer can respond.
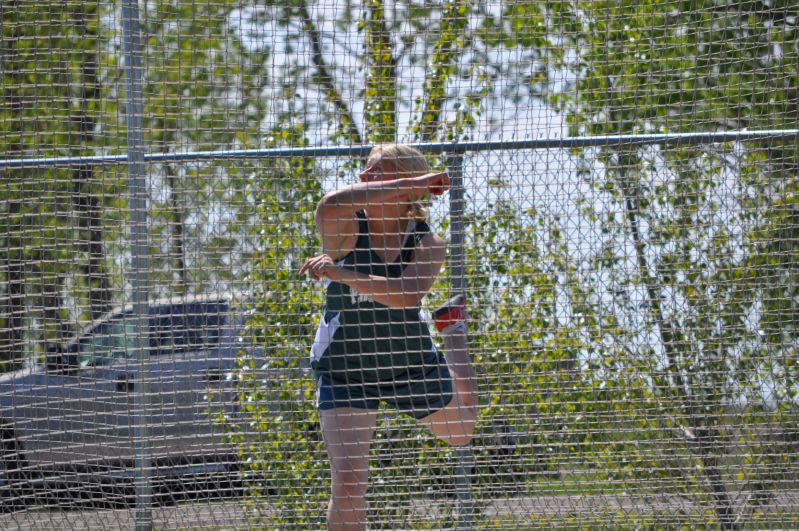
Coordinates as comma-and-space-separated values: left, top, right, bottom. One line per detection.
369, 144, 432, 223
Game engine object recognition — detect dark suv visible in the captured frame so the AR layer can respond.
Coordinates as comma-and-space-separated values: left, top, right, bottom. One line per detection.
0, 293, 263, 504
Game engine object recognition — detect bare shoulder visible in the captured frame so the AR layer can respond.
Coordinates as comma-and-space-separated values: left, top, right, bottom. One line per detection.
322, 231, 358, 261
316, 212, 359, 260
418, 232, 446, 261
422, 231, 446, 247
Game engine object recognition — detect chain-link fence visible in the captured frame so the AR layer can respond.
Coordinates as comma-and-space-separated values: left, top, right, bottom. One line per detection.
2, 1, 798, 529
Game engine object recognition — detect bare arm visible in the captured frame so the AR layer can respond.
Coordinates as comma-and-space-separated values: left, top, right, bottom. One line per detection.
299, 233, 446, 308
314, 173, 448, 259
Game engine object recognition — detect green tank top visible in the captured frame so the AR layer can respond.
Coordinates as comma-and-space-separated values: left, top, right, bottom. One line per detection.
310, 210, 439, 384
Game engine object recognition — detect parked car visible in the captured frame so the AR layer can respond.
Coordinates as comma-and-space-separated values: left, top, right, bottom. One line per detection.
0, 293, 265, 506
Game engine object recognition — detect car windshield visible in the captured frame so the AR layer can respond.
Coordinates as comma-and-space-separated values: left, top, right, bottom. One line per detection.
78, 318, 138, 367
78, 302, 228, 367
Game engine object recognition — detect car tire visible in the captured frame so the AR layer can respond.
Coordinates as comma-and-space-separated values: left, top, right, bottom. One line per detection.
0, 418, 31, 512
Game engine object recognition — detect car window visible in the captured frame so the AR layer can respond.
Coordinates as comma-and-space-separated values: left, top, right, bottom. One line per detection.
75, 301, 229, 365
149, 302, 227, 356
78, 318, 138, 367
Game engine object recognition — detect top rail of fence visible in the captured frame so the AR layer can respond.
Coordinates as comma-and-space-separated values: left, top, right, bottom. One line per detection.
1, 130, 798, 170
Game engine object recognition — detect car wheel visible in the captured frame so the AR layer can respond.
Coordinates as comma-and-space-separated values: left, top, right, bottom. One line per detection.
0, 418, 31, 512
1, 418, 27, 469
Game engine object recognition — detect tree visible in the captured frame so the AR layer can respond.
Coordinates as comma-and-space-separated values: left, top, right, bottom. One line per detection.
72, 1, 114, 321
222, 125, 326, 526
245, 0, 559, 146
136, 0, 274, 296
550, 1, 799, 526
0, 0, 116, 369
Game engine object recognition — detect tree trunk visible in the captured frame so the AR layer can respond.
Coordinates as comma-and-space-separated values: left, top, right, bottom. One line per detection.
167, 166, 188, 294
615, 157, 738, 529
0, 221, 26, 371
71, 2, 112, 321
364, 0, 397, 143
0, 0, 28, 371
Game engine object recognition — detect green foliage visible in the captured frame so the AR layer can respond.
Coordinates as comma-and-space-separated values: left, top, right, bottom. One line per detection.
0, 1, 121, 368
362, 0, 397, 144
138, 0, 273, 296
549, 1, 799, 524
458, 200, 640, 489
223, 125, 329, 526
1, 0, 274, 367
411, 0, 471, 142
251, 0, 557, 146
558, 0, 799, 135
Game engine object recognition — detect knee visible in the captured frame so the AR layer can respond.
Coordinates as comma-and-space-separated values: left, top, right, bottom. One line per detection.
426, 400, 477, 446
435, 418, 476, 446
460, 393, 478, 409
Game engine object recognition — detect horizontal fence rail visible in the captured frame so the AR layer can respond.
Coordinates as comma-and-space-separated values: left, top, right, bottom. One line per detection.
1, 130, 798, 169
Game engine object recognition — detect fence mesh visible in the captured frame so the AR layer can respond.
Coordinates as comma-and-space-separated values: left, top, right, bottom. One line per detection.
2, 0, 798, 529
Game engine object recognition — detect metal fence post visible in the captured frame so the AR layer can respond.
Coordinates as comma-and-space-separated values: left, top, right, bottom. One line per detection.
447, 151, 474, 530
121, 1, 151, 529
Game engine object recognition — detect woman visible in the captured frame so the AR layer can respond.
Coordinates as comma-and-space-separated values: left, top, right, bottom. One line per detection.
299, 144, 478, 530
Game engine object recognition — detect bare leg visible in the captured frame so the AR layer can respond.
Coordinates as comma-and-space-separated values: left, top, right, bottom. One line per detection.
441, 325, 478, 408
419, 315, 478, 446
319, 408, 379, 531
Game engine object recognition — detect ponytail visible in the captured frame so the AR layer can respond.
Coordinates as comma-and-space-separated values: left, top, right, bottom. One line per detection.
409, 200, 429, 223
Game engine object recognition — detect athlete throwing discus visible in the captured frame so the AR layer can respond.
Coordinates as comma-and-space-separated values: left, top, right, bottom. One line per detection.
299, 144, 478, 530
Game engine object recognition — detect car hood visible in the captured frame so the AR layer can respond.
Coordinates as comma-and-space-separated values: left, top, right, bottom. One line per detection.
0, 366, 49, 402
0, 366, 43, 384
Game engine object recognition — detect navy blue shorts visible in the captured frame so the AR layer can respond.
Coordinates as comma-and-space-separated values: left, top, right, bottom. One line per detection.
315, 362, 454, 420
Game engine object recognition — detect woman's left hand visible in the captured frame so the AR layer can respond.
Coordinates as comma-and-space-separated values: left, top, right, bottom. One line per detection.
299, 253, 340, 281
412, 171, 450, 196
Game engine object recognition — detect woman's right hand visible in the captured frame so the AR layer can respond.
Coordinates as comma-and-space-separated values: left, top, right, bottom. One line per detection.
413, 171, 450, 196
299, 253, 338, 281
